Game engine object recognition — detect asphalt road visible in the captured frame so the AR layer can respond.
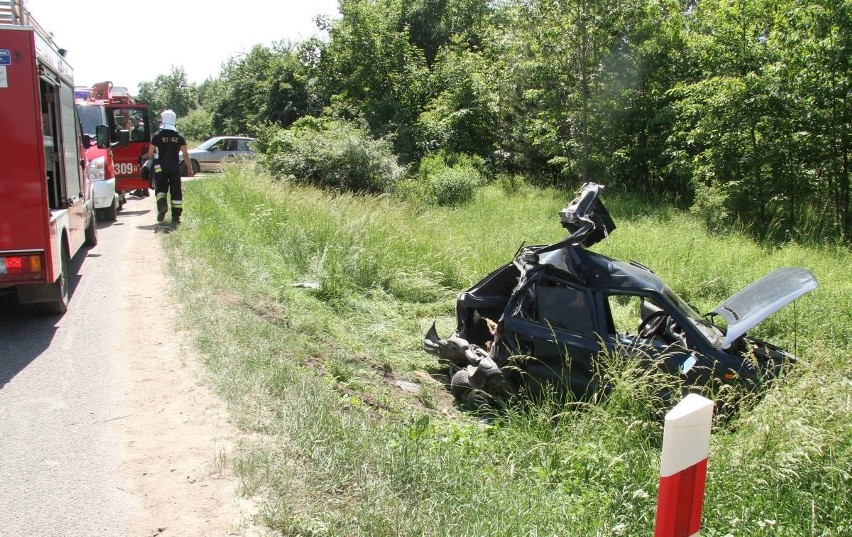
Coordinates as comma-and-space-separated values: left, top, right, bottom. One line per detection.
0, 200, 157, 535
0, 187, 245, 537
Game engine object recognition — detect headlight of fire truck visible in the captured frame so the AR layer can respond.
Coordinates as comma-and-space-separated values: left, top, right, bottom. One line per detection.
88, 156, 106, 181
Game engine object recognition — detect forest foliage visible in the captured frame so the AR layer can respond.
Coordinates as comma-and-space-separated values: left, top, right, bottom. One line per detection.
137, 0, 852, 245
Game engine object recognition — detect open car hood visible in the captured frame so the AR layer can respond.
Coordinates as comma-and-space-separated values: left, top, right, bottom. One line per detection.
710, 267, 818, 349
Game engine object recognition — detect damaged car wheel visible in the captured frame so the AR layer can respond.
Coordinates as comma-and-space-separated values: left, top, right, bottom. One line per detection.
451, 369, 490, 408
450, 369, 472, 399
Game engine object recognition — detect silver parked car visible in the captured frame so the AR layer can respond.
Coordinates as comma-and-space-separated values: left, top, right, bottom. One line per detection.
181, 136, 255, 175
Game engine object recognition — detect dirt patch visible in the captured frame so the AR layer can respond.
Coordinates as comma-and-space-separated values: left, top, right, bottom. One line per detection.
114, 196, 270, 536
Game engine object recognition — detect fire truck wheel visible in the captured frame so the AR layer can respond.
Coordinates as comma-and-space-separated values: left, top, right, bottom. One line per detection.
37, 241, 70, 314
104, 197, 118, 221
85, 207, 98, 246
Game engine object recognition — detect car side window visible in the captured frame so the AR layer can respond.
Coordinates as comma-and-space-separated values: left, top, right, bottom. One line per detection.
605, 293, 690, 348
534, 282, 595, 336
607, 294, 640, 335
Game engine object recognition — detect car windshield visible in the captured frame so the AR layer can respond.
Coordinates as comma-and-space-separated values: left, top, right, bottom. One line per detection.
197, 138, 223, 151
662, 286, 724, 347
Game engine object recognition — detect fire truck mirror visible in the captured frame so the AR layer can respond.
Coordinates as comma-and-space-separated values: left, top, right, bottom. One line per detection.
109, 128, 130, 149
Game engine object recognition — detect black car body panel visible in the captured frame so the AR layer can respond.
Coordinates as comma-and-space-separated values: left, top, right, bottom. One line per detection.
425, 183, 818, 405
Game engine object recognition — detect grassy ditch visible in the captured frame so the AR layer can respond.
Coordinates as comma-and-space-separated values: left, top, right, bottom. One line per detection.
163, 165, 851, 536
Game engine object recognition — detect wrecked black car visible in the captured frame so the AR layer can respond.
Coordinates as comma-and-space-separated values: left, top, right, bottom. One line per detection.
424, 183, 818, 406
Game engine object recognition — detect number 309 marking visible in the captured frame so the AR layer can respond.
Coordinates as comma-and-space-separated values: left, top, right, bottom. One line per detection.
116, 162, 136, 175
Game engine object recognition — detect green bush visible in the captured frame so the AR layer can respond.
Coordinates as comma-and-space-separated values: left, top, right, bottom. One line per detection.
417, 151, 483, 206
497, 173, 527, 196
177, 108, 215, 141
418, 151, 487, 178
428, 167, 479, 206
258, 117, 405, 194
690, 181, 732, 233
389, 178, 429, 207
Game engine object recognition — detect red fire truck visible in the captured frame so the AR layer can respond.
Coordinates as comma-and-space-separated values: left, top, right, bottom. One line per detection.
75, 84, 123, 220
75, 81, 152, 198
0, 0, 106, 313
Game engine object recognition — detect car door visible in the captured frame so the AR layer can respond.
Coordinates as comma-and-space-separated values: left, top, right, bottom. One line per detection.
499, 276, 600, 398
220, 139, 237, 160
235, 139, 253, 159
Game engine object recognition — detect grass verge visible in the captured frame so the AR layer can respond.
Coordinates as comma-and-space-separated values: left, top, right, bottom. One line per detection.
162, 165, 851, 536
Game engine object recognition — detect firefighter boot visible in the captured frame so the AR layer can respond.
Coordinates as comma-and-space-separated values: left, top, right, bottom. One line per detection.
171, 201, 183, 226
156, 196, 168, 223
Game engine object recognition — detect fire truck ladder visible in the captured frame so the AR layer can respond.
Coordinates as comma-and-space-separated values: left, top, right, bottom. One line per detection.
0, 0, 61, 50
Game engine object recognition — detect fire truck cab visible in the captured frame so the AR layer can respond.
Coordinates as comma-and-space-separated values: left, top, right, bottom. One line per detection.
0, 0, 102, 313
75, 81, 152, 200
76, 84, 125, 221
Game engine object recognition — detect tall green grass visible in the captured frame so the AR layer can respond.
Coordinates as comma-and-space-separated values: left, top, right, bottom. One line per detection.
163, 165, 851, 536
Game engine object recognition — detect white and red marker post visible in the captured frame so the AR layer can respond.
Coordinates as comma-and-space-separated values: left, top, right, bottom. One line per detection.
654, 393, 714, 537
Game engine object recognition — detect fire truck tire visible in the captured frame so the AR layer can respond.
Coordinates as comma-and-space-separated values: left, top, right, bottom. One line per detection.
35, 241, 70, 314
104, 197, 118, 221
85, 206, 98, 246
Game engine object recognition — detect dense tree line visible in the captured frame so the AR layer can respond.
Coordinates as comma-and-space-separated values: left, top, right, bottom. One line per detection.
138, 0, 851, 244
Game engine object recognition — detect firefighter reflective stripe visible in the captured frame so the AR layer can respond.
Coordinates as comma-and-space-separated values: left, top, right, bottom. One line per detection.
171, 199, 183, 207
156, 192, 168, 201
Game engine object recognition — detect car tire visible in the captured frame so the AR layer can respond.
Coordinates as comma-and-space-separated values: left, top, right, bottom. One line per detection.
191, 160, 200, 174
450, 369, 490, 409
450, 369, 472, 401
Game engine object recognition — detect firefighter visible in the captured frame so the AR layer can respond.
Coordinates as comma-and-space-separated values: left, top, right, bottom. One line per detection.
130, 116, 146, 141
145, 110, 193, 225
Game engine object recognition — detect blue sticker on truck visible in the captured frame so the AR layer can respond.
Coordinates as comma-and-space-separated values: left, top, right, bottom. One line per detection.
0, 49, 11, 65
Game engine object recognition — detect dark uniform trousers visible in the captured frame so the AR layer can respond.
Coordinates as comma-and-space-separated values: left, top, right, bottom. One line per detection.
153, 164, 183, 220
